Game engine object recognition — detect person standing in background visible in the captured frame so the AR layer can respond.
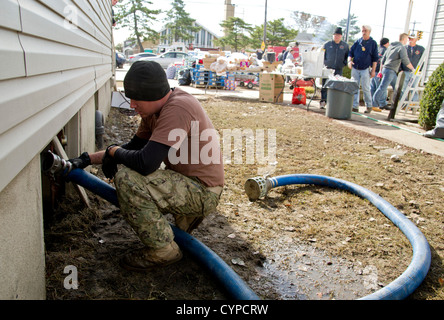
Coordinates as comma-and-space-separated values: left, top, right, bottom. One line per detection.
370, 38, 391, 111
372, 33, 415, 113
400, 33, 425, 101
348, 25, 379, 113
320, 27, 349, 109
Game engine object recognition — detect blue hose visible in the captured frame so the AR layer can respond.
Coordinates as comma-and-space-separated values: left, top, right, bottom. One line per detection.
67, 169, 119, 206
267, 174, 431, 300
64, 167, 431, 299
66, 168, 260, 300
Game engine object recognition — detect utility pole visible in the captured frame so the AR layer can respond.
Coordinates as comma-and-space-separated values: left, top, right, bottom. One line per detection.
345, 0, 352, 43
224, 0, 235, 37
410, 21, 420, 34
404, 0, 414, 33
262, 0, 267, 50
382, 0, 388, 37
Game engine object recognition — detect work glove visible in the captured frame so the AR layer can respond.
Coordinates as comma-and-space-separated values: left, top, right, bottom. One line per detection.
102, 144, 118, 179
69, 152, 91, 169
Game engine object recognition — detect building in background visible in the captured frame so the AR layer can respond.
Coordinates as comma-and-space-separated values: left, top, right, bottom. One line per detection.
158, 21, 220, 52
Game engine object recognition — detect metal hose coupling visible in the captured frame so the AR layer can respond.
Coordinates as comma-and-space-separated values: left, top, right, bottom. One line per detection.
244, 176, 273, 201
42, 150, 73, 177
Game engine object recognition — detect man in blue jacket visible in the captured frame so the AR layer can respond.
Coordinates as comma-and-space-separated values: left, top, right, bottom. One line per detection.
320, 27, 349, 109
348, 25, 379, 112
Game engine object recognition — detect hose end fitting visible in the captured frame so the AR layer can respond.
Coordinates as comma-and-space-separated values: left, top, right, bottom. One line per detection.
244, 176, 272, 201
42, 150, 72, 177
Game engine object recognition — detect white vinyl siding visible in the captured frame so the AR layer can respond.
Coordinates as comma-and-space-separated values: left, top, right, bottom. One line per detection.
0, 0, 113, 193
425, 0, 444, 81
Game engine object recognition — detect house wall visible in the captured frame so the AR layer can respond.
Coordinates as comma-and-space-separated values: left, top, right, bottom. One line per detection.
425, 0, 444, 81
0, 0, 113, 299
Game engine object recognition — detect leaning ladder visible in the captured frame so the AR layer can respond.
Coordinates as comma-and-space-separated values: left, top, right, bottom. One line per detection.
396, 55, 426, 115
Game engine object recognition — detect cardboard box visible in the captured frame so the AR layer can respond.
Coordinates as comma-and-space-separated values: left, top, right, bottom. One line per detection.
207, 51, 224, 57
203, 57, 217, 69
259, 74, 285, 103
261, 61, 282, 72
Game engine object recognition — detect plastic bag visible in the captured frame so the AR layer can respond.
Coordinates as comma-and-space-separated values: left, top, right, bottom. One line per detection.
210, 57, 228, 75
324, 78, 359, 95
178, 69, 191, 86
292, 87, 306, 105
166, 65, 176, 79
302, 51, 324, 77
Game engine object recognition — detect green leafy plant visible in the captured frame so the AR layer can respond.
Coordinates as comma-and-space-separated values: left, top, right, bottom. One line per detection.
419, 62, 444, 130
114, 0, 161, 52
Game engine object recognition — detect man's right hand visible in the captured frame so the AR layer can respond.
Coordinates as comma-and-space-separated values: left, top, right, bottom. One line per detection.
69, 152, 91, 169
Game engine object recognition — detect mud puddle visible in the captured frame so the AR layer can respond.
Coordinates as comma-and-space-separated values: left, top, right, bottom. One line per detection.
254, 237, 379, 300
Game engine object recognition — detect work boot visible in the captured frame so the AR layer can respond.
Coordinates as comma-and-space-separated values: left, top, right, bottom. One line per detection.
174, 215, 203, 233
120, 242, 183, 272
364, 107, 372, 114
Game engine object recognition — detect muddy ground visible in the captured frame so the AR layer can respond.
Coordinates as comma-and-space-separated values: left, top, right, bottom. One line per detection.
44, 93, 444, 301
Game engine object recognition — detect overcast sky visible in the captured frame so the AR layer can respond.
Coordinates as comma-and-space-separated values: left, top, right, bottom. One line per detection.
113, 0, 436, 48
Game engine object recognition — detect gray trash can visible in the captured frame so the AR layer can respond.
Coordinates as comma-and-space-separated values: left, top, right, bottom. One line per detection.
324, 79, 359, 120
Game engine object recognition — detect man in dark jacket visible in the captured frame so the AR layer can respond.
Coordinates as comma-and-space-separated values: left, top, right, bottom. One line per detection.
348, 25, 379, 112
400, 33, 426, 101
320, 27, 350, 108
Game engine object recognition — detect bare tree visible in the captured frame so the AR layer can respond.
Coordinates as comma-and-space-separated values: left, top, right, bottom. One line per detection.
291, 11, 326, 33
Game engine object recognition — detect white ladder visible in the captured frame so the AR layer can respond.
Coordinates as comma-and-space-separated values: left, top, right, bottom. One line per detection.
396, 55, 426, 115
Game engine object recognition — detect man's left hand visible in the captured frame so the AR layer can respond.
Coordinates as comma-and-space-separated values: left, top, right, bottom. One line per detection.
102, 145, 118, 179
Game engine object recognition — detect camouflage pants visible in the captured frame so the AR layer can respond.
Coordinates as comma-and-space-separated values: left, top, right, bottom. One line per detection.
114, 168, 221, 249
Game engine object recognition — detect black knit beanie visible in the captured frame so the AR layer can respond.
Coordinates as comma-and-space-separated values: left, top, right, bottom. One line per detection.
334, 27, 343, 35
380, 38, 389, 46
124, 60, 170, 101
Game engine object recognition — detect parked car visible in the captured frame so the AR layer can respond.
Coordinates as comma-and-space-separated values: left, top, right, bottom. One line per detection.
116, 52, 126, 68
188, 51, 207, 65
140, 51, 188, 69
128, 52, 157, 64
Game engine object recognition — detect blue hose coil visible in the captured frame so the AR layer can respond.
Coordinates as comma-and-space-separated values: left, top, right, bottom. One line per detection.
66, 169, 430, 300
66, 168, 260, 300
268, 174, 431, 300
